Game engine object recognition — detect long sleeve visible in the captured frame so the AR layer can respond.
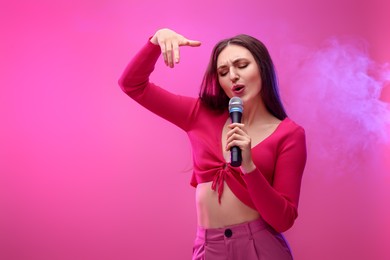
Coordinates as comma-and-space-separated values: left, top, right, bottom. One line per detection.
243, 125, 307, 232
118, 40, 198, 131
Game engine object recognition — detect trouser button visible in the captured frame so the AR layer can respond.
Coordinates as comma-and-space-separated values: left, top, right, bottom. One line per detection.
224, 228, 233, 238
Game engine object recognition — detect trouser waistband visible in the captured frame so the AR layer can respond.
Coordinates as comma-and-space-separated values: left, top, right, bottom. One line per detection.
196, 218, 269, 241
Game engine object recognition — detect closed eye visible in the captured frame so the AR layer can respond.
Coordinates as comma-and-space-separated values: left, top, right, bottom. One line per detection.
218, 70, 228, 77
217, 60, 249, 76
237, 63, 248, 69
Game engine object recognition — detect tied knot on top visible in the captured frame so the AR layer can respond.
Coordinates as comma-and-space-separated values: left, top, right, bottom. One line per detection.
211, 164, 230, 204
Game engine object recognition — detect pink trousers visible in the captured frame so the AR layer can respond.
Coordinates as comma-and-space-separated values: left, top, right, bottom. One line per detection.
192, 218, 293, 260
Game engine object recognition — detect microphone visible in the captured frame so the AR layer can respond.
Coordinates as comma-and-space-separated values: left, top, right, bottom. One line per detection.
228, 97, 243, 167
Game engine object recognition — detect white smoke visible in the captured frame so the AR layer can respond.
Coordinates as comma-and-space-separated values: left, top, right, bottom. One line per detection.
281, 37, 390, 175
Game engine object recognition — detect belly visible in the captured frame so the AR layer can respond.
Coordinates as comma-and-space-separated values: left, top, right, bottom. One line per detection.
195, 181, 260, 228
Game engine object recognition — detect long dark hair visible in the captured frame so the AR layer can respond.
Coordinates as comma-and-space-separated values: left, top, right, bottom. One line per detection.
199, 34, 287, 120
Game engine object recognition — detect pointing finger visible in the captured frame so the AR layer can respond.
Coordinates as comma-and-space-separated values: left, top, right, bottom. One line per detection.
180, 39, 202, 47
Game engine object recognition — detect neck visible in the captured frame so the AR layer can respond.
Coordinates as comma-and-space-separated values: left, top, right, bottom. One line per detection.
242, 97, 273, 126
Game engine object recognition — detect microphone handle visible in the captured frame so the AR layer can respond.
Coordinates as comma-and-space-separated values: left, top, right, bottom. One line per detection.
230, 111, 242, 167
230, 111, 242, 124
230, 146, 242, 167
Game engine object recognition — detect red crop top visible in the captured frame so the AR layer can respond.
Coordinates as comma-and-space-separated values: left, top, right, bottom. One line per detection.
118, 40, 307, 232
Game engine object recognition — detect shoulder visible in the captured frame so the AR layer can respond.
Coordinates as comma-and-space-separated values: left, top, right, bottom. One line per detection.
272, 118, 306, 148
280, 118, 305, 135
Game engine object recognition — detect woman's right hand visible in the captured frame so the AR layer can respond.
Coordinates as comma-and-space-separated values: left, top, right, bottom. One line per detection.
150, 28, 201, 68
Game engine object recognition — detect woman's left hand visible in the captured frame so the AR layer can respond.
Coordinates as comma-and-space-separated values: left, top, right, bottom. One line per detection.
225, 123, 256, 173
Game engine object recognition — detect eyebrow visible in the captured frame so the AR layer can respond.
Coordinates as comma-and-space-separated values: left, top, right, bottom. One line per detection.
217, 58, 248, 70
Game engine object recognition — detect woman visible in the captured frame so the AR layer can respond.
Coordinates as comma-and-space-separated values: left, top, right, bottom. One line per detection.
119, 28, 307, 260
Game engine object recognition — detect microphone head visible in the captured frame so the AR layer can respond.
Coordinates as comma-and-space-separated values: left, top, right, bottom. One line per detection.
229, 97, 243, 113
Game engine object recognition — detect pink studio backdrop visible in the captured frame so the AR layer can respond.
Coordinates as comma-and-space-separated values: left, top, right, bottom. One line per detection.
1, 0, 389, 259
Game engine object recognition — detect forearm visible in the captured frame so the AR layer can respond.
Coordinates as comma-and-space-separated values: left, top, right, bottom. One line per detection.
118, 40, 198, 131
243, 168, 299, 232
118, 41, 161, 96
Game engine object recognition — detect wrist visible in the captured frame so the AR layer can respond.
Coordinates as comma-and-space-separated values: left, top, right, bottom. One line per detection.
240, 162, 256, 174
149, 35, 158, 45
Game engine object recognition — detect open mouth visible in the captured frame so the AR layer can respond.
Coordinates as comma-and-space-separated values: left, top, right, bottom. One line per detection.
232, 84, 245, 93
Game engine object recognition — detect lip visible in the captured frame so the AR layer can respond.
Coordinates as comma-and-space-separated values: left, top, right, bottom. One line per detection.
232, 84, 245, 94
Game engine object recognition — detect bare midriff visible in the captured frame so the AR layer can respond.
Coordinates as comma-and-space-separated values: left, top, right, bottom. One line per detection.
196, 181, 260, 228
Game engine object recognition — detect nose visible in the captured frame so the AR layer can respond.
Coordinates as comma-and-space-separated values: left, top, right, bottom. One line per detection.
229, 67, 239, 82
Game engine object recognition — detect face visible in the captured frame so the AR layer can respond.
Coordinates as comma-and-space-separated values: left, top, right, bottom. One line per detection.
216, 44, 262, 105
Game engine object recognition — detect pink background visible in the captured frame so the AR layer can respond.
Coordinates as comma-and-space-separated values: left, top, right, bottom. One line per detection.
1, 0, 389, 259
